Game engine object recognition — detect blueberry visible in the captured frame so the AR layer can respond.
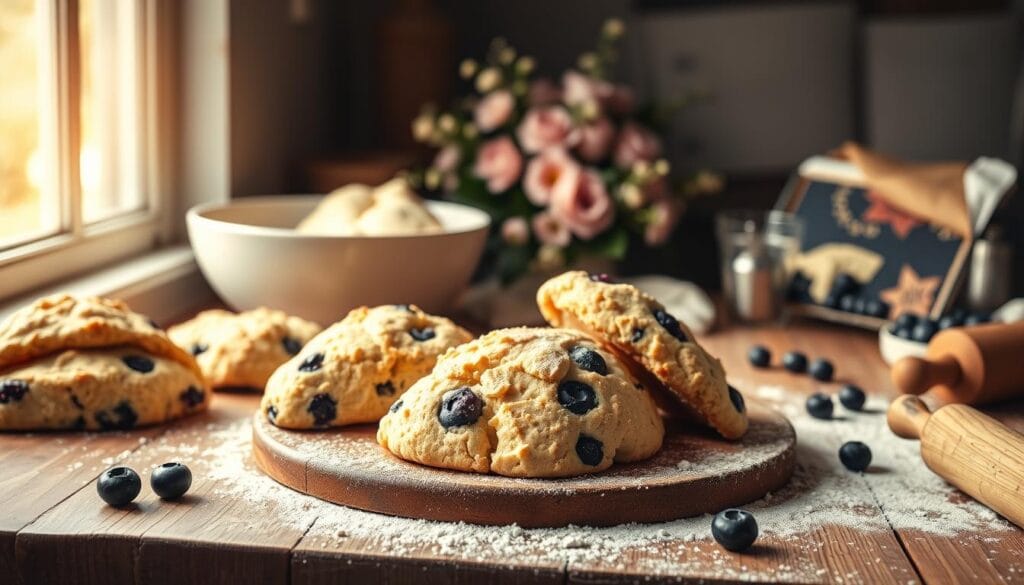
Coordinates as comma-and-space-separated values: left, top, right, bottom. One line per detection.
866, 300, 889, 318
298, 352, 325, 372
808, 358, 834, 382
96, 401, 138, 430
728, 385, 746, 413
375, 381, 396, 396
178, 386, 205, 408
711, 509, 758, 552
838, 384, 866, 411
281, 336, 302, 355
70, 416, 86, 430
266, 405, 279, 424
307, 393, 337, 426
569, 346, 608, 376
151, 462, 192, 500
588, 273, 613, 283
70, 394, 84, 409
782, 351, 807, 373
787, 272, 813, 302
894, 313, 918, 330
830, 273, 860, 297
839, 441, 872, 471
893, 325, 914, 340
122, 355, 155, 374
0, 379, 29, 404
97, 467, 142, 507
438, 387, 483, 428
557, 381, 599, 415
822, 293, 840, 309
409, 328, 436, 342
388, 400, 403, 414
852, 297, 868, 315
805, 393, 833, 420
575, 435, 604, 466
911, 320, 937, 343
964, 312, 991, 326
937, 315, 961, 330
838, 294, 857, 313
631, 328, 644, 343
653, 309, 687, 342
190, 343, 208, 356
747, 345, 771, 368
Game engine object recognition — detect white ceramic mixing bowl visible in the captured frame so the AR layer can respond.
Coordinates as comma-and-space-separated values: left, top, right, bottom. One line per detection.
187, 196, 490, 325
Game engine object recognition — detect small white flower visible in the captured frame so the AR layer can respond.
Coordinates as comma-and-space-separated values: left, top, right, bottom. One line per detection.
459, 59, 478, 79
476, 67, 502, 93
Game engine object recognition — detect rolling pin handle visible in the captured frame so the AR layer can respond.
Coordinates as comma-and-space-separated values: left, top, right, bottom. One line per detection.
891, 355, 962, 396
887, 394, 931, 440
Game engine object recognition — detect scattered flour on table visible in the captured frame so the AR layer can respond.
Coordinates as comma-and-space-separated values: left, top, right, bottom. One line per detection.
140, 385, 1015, 580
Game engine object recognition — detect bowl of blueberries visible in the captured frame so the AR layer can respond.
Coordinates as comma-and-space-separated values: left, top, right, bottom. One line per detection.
879, 309, 993, 365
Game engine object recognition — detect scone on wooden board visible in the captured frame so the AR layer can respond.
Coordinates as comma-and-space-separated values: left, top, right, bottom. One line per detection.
537, 271, 748, 440
377, 327, 665, 478
261, 304, 471, 429
0, 294, 209, 431
168, 308, 321, 391
296, 177, 443, 236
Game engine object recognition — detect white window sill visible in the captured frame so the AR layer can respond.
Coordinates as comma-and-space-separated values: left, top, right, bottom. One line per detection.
0, 245, 216, 325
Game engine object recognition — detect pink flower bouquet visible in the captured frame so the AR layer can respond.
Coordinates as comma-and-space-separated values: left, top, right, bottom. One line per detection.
409, 19, 721, 283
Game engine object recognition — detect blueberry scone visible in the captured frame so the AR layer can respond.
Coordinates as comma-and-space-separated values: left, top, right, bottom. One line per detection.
168, 308, 321, 390
261, 305, 472, 429
537, 271, 747, 440
377, 327, 664, 478
0, 294, 208, 431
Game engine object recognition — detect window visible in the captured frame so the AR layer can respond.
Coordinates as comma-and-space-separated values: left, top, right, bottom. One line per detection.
0, 0, 173, 300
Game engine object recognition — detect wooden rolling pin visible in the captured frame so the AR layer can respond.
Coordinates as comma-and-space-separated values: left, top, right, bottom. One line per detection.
891, 321, 1024, 405
888, 395, 1024, 529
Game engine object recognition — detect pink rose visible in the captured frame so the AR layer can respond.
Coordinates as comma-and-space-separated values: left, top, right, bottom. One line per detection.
516, 106, 579, 154
501, 217, 529, 245
614, 122, 662, 169
562, 70, 614, 111
644, 199, 683, 246
523, 147, 579, 206
474, 90, 515, 133
549, 166, 615, 240
531, 211, 571, 247
433, 145, 460, 174
528, 78, 561, 106
576, 117, 614, 163
473, 136, 523, 194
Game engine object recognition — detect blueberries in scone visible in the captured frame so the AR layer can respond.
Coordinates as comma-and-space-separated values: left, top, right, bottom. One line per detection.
409, 327, 436, 342
557, 381, 599, 415
588, 272, 614, 283
179, 386, 205, 408
70, 394, 84, 409
389, 399, 403, 414
653, 308, 688, 342
281, 336, 303, 356
97, 467, 142, 507
728, 385, 746, 413
298, 352, 325, 372
376, 381, 396, 396
438, 387, 483, 429
0, 379, 30, 403
782, 351, 808, 373
631, 328, 645, 343
70, 416, 86, 430
266, 404, 279, 424
568, 346, 608, 375
95, 401, 138, 430
122, 354, 155, 374
575, 435, 604, 466
190, 343, 208, 356
307, 393, 337, 426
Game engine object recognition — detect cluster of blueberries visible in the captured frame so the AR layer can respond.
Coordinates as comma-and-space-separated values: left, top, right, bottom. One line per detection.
748, 345, 873, 473
789, 272, 889, 318
888, 309, 991, 343
97, 462, 192, 507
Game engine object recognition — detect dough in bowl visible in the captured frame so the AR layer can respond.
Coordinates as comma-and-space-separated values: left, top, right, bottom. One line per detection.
297, 178, 443, 236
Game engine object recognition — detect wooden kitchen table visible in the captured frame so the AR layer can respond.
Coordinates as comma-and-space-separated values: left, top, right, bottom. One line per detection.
3, 318, 1023, 585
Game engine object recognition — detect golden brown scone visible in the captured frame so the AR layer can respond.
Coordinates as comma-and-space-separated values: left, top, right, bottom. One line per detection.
377, 327, 664, 478
0, 294, 201, 379
536, 271, 747, 440
261, 304, 472, 429
168, 308, 321, 390
0, 345, 208, 431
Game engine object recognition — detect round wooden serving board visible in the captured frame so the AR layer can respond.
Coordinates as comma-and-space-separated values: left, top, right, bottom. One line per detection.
252, 400, 796, 527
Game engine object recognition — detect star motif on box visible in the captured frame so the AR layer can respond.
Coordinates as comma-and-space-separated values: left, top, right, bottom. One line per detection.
861, 191, 920, 239
879, 264, 941, 319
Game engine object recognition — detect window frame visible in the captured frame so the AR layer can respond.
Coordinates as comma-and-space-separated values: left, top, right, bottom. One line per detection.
0, 0, 176, 300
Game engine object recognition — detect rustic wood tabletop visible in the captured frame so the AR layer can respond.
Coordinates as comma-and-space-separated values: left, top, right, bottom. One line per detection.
2, 316, 1022, 585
